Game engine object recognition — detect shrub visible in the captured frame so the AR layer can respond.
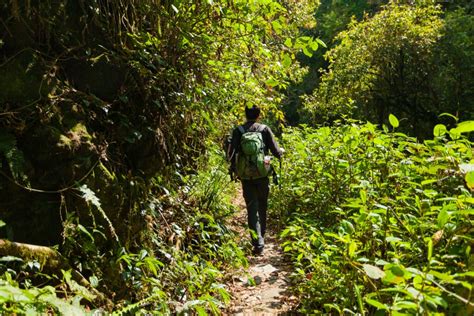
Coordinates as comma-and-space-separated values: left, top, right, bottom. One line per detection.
273, 119, 474, 314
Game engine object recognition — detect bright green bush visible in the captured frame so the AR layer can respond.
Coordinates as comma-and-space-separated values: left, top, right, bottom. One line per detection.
0, 146, 247, 315
80, 147, 248, 314
0, 272, 88, 315
303, 3, 474, 138
273, 119, 474, 314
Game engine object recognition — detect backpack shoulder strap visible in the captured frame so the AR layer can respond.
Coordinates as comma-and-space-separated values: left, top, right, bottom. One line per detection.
256, 124, 266, 133
258, 124, 268, 151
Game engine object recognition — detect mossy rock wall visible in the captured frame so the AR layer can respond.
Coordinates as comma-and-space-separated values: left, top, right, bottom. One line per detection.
0, 1, 204, 246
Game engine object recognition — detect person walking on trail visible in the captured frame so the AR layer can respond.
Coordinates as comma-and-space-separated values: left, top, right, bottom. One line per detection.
229, 105, 283, 255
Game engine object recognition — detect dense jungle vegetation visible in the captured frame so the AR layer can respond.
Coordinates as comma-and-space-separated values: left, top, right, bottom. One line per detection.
0, 0, 473, 314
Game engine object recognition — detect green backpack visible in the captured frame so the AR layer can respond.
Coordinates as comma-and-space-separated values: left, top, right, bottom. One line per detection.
236, 125, 271, 180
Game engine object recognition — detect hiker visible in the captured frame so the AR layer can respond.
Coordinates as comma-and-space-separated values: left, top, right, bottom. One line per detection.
229, 105, 283, 255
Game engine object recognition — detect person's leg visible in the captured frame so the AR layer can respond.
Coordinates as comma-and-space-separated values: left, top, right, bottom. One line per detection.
256, 177, 270, 240
242, 180, 264, 251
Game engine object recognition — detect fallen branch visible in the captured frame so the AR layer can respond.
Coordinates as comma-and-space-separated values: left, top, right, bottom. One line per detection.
0, 239, 65, 272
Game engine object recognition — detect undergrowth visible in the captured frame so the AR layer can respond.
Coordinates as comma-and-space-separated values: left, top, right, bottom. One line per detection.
0, 145, 246, 314
272, 118, 474, 315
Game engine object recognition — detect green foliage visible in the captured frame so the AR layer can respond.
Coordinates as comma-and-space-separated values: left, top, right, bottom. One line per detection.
285, 1, 473, 130
58, 146, 247, 314
0, 0, 315, 311
433, 8, 474, 124
2, 0, 472, 313
0, 130, 28, 183
0, 272, 88, 315
273, 119, 474, 314
283, 0, 387, 125
314, 0, 385, 41
108, 149, 248, 314
304, 3, 445, 137
0, 145, 246, 314
0, 0, 318, 241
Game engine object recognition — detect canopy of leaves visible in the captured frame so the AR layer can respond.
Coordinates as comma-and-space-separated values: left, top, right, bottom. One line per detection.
303, 3, 473, 138
282, 0, 387, 125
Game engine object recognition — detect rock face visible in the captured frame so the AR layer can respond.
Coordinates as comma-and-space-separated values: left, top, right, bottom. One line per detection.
0, 2, 202, 246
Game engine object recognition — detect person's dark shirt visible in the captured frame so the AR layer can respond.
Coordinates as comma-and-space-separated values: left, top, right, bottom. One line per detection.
230, 121, 282, 169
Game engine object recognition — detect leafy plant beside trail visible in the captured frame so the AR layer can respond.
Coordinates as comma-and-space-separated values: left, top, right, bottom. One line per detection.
272, 118, 474, 314
0, 147, 247, 314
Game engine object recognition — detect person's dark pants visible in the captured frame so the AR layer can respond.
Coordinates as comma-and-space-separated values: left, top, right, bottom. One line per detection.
242, 177, 269, 250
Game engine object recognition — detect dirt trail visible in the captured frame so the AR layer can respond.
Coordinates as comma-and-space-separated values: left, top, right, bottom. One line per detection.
225, 189, 297, 315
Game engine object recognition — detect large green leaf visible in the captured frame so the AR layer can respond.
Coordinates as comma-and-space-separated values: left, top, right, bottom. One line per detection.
437, 208, 450, 228
433, 124, 447, 137
389, 114, 399, 128
365, 298, 388, 310
363, 264, 385, 279
451, 121, 474, 134
466, 171, 474, 190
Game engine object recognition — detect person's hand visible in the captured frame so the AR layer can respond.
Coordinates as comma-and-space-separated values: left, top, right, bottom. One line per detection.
280, 147, 285, 155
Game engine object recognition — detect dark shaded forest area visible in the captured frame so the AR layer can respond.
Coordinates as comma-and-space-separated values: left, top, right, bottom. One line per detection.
1, 1, 221, 245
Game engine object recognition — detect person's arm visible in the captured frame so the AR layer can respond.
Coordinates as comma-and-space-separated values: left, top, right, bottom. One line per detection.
230, 127, 241, 169
264, 126, 283, 159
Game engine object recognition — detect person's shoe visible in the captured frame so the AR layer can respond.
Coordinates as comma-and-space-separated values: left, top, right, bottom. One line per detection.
252, 246, 264, 256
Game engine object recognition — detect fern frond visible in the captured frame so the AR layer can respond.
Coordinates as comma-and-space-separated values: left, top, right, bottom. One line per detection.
0, 130, 28, 183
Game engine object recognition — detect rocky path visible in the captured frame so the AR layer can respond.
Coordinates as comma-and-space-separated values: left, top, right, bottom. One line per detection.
225, 190, 297, 315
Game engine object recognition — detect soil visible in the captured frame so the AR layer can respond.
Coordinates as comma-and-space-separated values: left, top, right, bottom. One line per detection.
225, 189, 298, 315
